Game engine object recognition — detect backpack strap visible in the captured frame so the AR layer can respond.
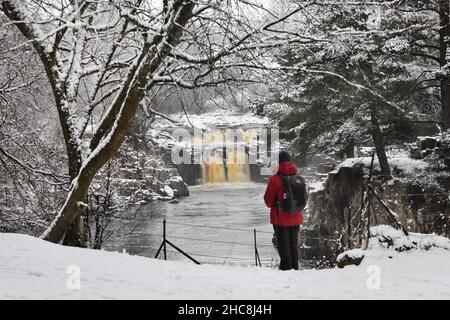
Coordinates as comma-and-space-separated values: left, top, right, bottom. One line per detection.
277, 172, 294, 194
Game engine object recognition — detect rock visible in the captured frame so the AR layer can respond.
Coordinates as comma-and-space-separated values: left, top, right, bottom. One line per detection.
410, 146, 422, 159
417, 136, 437, 150
308, 153, 450, 257
298, 226, 335, 260
336, 249, 365, 268
168, 176, 190, 197
177, 163, 202, 185
168, 199, 179, 204
307, 162, 365, 244
160, 185, 174, 198
317, 162, 338, 174
354, 146, 375, 158
394, 241, 415, 252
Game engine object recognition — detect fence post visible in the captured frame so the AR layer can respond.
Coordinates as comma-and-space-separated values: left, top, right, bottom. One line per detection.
254, 228, 261, 267
254, 228, 257, 266
163, 219, 167, 260
155, 219, 201, 264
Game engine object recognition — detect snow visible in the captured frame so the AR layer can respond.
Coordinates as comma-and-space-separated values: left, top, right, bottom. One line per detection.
337, 249, 365, 262
339, 156, 428, 174
371, 225, 450, 251
308, 179, 326, 192
371, 224, 405, 240
152, 112, 270, 131
161, 185, 174, 198
1, 233, 450, 299
169, 176, 184, 183
382, 36, 410, 54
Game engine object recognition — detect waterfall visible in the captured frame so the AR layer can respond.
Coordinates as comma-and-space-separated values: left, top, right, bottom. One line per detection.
198, 128, 255, 184
226, 150, 251, 183
201, 150, 251, 184
202, 154, 226, 184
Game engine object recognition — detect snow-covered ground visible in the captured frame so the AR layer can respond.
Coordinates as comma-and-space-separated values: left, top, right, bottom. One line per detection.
1, 233, 450, 299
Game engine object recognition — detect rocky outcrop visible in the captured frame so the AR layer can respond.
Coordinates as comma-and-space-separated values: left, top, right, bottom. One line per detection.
370, 224, 450, 251
307, 162, 365, 239
96, 134, 190, 205
306, 137, 450, 260
168, 176, 190, 197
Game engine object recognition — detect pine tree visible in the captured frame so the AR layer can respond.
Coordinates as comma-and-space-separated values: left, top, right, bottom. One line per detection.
256, 1, 439, 174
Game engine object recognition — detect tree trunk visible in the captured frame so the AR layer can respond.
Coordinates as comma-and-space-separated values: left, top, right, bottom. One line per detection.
62, 211, 87, 247
369, 105, 391, 178
439, 0, 450, 130
42, 1, 195, 243
441, 80, 450, 130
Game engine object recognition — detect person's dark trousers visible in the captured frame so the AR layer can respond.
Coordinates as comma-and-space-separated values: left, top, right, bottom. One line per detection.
275, 225, 300, 270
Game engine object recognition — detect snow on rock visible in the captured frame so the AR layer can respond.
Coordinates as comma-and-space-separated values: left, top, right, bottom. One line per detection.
1, 233, 450, 299
337, 249, 365, 261
336, 249, 365, 268
370, 225, 406, 240
170, 175, 183, 182
371, 225, 450, 251
339, 156, 428, 174
152, 112, 270, 131
160, 185, 174, 198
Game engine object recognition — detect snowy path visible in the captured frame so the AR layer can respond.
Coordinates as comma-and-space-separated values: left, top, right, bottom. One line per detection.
1, 233, 450, 299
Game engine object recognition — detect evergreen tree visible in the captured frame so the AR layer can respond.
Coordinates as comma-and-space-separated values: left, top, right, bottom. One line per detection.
255, 1, 439, 173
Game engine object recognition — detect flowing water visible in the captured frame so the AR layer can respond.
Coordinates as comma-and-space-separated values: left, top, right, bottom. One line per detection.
103, 182, 314, 268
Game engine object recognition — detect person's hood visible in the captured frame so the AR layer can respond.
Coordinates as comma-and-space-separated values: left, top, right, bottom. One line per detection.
277, 161, 298, 175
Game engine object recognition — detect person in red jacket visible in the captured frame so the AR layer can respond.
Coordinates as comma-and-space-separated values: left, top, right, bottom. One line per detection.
264, 150, 304, 270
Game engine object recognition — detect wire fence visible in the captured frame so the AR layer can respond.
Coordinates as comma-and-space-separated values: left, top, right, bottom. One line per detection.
120, 219, 339, 267
164, 221, 274, 234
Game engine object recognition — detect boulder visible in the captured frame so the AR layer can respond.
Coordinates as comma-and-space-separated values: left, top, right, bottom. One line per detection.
168, 176, 190, 197
160, 185, 175, 198
417, 136, 437, 150
336, 249, 365, 268
317, 162, 338, 174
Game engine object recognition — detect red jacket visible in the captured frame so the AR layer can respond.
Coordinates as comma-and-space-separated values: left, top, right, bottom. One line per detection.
264, 161, 304, 227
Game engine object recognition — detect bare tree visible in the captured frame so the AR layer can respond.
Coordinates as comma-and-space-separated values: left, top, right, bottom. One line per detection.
1, 0, 307, 245
0, 18, 68, 233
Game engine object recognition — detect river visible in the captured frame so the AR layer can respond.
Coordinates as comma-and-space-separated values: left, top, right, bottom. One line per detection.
103, 182, 315, 268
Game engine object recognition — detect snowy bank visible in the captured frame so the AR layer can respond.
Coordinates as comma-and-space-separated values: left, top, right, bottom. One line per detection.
1, 233, 450, 299
152, 112, 270, 131
338, 156, 428, 175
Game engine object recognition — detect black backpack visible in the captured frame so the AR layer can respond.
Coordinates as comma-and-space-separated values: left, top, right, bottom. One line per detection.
277, 173, 308, 213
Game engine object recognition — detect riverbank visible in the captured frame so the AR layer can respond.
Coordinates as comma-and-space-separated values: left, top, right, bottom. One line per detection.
1, 233, 449, 299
